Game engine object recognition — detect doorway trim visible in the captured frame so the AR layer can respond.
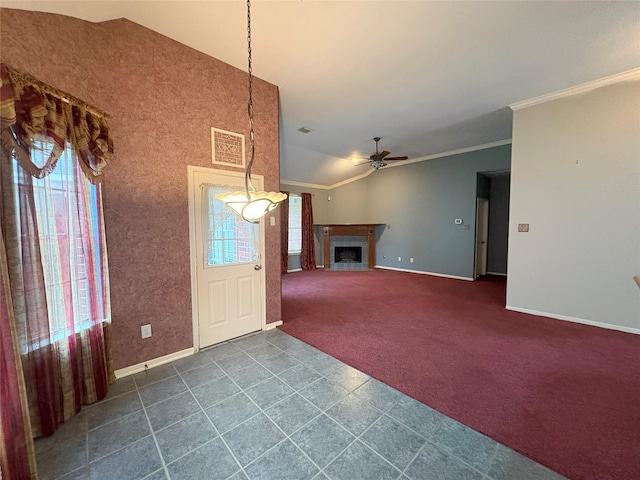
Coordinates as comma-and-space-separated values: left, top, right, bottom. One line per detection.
474, 197, 490, 278
187, 165, 267, 353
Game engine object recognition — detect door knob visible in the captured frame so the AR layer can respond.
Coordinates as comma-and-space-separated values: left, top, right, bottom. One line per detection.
254, 265, 262, 271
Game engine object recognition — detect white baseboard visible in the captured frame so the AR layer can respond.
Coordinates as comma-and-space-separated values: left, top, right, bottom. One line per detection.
505, 306, 640, 335
265, 320, 283, 330
287, 268, 302, 273
487, 271, 507, 277
375, 265, 474, 281
115, 347, 194, 379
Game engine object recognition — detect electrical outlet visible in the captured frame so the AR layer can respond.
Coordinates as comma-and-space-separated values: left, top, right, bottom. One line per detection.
387, 224, 391, 230
269, 216, 276, 226
398, 256, 402, 261
410, 258, 414, 263
141, 324, 152, 339
518, 223, 530, 232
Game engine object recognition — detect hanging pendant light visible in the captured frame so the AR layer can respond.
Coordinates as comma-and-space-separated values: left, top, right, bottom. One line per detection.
216, 0, 287, 223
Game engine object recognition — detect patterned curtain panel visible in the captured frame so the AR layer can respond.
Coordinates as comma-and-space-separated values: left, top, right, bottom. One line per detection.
0, 221, 37, 479
281, 191, 289, 274
1, 143, 113, 437
0, 63, 114, 477
300, 193, 316, 271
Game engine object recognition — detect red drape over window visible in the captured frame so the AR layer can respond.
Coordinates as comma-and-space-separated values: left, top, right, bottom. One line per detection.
281, 191, 289, 274
0, 62, 113, 480
300, 193, 316, 271
0, 224, 37, 479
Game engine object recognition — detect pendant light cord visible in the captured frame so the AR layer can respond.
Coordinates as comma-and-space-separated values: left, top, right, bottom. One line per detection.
245, 0, 256, 196
214, 0, 287, 222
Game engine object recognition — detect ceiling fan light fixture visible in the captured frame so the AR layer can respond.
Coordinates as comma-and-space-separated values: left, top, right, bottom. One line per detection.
352, 137, 409, 170
216, 0, 286, 223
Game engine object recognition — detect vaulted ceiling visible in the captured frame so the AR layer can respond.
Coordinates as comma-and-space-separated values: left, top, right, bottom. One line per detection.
4, 1, 639, 186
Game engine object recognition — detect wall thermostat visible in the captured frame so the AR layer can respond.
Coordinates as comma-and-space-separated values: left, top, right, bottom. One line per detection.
454, 219, 463, 225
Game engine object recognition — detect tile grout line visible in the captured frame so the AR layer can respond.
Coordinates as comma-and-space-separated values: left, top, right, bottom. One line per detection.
397, 416, 446, 479
482, 443, 501, 479
133, 367, 175, 479
218, 335, 386, 475
234, 336, 414, 477
212, 357, 328, 476
424, 438, 493, 478
48, 330, 521, 480
173, 366, 250, 479
142, 333, 470, 478
115, 334, 419, 477
171, 345, 498, 480
50, 330, 558, 480
320, 392, 408, 479
268, 335, 508, 479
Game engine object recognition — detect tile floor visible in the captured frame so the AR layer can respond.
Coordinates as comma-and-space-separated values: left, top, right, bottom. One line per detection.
36, 329, 566, 480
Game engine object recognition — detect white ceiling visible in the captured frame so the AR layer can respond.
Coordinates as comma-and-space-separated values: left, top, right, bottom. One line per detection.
4, 1, 640, 186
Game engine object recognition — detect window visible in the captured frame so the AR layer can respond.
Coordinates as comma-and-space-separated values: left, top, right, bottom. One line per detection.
203, 185, 259, 266
288, 194, 302, 254
13, 139, 108, 343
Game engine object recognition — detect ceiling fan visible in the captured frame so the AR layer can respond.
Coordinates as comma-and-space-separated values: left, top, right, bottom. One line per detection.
353, 137, 408, 169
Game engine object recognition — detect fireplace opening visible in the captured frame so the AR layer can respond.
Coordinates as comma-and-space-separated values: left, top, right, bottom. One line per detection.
335, 246, 362, 263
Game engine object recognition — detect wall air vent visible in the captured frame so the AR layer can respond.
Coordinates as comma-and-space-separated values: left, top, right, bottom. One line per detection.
297, 126, 314, 134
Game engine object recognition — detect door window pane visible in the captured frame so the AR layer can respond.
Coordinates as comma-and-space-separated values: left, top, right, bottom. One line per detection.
203, 185, 259, 266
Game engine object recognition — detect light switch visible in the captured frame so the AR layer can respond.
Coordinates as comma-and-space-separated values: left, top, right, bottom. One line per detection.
270, 216, 276, 226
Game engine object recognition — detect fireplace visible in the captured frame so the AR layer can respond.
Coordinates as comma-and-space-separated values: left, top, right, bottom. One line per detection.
316, 224, 383, 270
335, 246, 362, 263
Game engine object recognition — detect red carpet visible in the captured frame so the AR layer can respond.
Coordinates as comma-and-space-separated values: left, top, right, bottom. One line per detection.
280, 269, 640, 480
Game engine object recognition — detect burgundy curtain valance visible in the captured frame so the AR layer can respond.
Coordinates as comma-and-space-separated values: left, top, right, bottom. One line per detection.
0, 62, 113, 183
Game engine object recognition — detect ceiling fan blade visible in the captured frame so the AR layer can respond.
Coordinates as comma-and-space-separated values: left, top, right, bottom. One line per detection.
371, 150, 390, 161
384, 156, 409, 161
352, 160, 371, 167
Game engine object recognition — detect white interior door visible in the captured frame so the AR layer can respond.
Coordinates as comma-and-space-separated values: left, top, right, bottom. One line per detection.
475, 198, 489, 277
188, 167, 264, 349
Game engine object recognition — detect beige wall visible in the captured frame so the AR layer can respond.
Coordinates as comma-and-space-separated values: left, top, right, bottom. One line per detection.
507, 80, 640, 331
326, 180, 371, 224
1, 9, 282, 369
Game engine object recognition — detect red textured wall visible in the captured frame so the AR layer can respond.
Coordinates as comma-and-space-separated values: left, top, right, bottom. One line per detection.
0, 9, 282, 369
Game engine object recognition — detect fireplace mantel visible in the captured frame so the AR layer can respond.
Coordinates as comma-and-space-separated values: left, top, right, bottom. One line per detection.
315, 224, 383, 270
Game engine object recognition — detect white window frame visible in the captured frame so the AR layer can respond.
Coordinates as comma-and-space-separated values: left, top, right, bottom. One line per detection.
288, 194, 302, 255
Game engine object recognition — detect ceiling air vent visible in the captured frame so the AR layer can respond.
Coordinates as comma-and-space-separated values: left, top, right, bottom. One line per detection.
297, 126, 314, 134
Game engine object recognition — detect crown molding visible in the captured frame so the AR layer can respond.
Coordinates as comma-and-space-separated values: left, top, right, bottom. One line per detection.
281, 138, 512, 190
509, 68, 640, 111
281, 169, 375, 190
382, 139, 512, 171
280, 179, 332, 190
